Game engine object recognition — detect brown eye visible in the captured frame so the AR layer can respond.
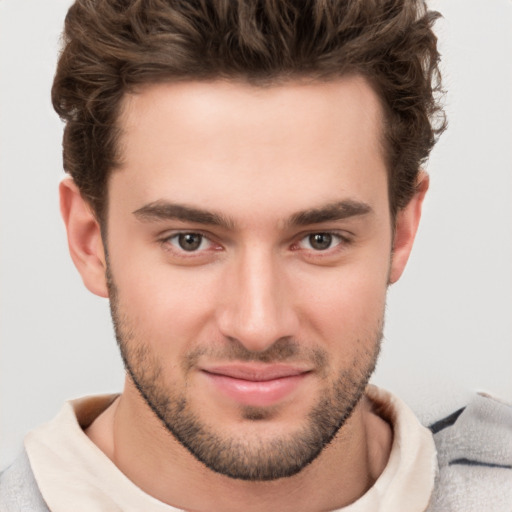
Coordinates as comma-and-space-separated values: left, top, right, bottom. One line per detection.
308, 233, 333, 250
175, 233, 204, 251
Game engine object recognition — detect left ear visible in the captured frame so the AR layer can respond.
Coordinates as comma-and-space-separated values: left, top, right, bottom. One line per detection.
389, 171, 429, 284
59, 177, 109, 298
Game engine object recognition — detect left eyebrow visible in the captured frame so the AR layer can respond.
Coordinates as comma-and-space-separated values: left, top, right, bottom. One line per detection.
287, 200, 373, 227
132, 201, 235, 230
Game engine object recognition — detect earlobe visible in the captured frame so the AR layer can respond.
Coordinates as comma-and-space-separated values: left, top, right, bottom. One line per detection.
389, 172, 429, 284
59, 177, 109, 298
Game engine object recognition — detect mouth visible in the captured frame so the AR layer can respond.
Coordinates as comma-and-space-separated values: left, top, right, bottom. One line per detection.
200, 364, 312, 407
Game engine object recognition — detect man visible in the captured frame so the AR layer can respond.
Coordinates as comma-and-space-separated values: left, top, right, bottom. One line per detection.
1, 0, 511, 511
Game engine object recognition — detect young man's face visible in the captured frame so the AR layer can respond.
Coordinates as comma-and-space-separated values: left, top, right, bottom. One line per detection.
66, 76, 423, 480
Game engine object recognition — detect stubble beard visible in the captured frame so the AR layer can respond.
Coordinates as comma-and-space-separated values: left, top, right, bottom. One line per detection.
107, 270, 382, 481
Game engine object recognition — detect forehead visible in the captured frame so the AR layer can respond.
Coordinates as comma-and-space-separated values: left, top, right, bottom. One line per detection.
111, 76, 388, 223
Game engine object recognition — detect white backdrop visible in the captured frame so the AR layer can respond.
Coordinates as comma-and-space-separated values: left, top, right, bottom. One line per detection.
1, 0, 511, 470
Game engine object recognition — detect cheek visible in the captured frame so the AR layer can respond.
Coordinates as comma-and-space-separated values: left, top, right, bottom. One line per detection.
108, 219, 214, 316
305, 273, 387, 328
108, 245, 222, 357
293, 254, 390, 353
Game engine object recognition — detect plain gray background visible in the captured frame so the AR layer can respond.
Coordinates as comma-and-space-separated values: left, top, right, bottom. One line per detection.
1, 0, 511, 470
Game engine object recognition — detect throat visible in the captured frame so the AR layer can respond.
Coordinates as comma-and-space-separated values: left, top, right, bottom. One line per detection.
84, 387, 393, 512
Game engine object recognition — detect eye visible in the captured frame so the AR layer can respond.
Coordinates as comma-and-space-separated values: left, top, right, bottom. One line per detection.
168, 232, 210, 252
298, 232, 345, 251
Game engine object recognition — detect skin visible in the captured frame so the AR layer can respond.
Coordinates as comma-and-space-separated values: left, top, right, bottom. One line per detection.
60, 76, 428, 511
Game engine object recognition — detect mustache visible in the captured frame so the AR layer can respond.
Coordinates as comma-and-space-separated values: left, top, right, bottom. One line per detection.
183, 337, 328, 372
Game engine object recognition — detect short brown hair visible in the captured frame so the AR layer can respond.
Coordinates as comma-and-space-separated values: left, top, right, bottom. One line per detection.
52, 0, 446, 221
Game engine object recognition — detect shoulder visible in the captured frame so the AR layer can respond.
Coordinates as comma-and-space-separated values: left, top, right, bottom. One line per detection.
426, 393, 512, 512
0, 450, 50, 512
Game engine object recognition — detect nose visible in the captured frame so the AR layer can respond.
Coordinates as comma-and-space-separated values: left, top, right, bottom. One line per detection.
216, 247, 299, 353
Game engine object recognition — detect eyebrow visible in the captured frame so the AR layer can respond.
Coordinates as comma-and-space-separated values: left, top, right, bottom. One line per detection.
132, 199, 372, 229
133, 201, 235, 229
287, 200, 373, 227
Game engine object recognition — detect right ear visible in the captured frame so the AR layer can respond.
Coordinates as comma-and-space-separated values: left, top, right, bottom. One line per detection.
59, 177, 109, 298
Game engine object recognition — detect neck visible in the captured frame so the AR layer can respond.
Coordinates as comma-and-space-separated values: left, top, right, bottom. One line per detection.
86, 382, 392, 512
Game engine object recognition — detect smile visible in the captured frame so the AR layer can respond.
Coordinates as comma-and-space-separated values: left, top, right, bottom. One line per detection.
201, 364, 311, 407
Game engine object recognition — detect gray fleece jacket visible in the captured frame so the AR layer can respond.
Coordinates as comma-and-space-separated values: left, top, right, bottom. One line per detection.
1, 393, 511, 512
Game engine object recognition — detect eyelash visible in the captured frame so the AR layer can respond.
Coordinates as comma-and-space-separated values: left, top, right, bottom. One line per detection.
291, 231, 352, 255
159, 230, 352, 259
160, 231, 221, 257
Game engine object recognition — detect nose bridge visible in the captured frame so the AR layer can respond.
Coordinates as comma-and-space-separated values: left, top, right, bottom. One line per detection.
217, 244, 296, 352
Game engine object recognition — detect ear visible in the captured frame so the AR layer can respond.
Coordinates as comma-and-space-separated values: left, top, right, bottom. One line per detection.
59, 177, 109, 298
389, 172, 429, 284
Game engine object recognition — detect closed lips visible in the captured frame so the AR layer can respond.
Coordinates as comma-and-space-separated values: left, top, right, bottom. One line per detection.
201, 365, 311, 381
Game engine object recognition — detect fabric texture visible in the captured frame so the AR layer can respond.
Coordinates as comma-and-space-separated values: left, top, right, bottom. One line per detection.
426, 393, 512, 512
0, 450, 49, 512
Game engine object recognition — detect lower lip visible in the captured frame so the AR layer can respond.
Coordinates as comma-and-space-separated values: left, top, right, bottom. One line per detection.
203, 372, 308, 407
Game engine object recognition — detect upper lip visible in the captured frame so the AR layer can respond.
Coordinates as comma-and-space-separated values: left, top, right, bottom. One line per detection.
201, 364, 311, 381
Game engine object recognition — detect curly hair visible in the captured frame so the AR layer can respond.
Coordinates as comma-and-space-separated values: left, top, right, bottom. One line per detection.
52, 0, 446, 221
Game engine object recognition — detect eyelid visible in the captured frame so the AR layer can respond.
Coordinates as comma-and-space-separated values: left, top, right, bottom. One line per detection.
159, 230, 223, 255
291, 230, 353, 254
169, 233, 210, 251
157, 228, 353, 258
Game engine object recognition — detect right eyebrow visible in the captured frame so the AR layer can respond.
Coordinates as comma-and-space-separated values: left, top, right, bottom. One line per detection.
132, 201, 236, 230
287, 199, 373, 227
